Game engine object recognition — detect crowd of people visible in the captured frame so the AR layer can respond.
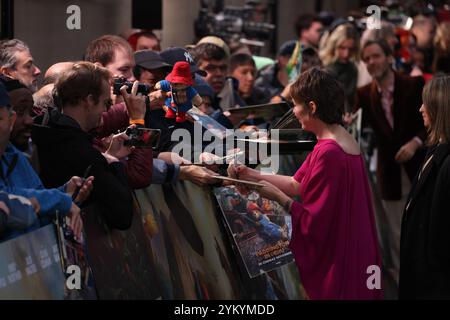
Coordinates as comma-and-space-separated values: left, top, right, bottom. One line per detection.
1, 1, 450, 300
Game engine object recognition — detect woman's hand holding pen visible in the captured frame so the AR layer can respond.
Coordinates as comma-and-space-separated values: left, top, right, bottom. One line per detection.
227, 162, 261, 194
227, 163, 259, 181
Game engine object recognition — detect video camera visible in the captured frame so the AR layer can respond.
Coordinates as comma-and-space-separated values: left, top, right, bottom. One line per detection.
195, 1, 275, 44
112, 77, 151, 96
124, 126, 161, 149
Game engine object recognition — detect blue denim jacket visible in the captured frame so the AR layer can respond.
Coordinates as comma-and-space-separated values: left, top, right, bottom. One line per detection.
0, 143, 72, 240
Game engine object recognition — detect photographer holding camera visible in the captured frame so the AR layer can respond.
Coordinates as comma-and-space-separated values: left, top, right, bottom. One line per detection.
32, 62, 134, 230
85, 35, 166, 117
83, 35, 158, 189
87, 40, 219, 187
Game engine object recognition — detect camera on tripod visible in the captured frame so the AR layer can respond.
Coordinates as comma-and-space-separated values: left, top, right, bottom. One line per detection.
195, 0, 275, 47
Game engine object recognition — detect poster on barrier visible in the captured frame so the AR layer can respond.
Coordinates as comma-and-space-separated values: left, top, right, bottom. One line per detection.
213, 186, 294, 278
82, 201, 161, 300
0, 224, 65, 299
135, 180, 304, 299
135, 183, 242, 300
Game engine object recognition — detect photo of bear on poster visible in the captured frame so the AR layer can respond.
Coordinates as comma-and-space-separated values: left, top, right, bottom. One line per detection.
213, 186, 294, 278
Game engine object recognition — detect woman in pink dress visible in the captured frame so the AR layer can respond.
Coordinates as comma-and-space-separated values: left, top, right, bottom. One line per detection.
228, 68, 383, 300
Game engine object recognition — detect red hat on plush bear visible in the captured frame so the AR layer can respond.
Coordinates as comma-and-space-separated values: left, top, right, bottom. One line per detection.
246, 202, 261, 212
166, 61, 194, 86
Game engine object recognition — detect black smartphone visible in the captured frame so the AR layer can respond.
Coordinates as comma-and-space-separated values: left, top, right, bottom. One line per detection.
124, 127, 161, 149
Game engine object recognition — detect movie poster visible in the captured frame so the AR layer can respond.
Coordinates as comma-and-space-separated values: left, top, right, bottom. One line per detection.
82, 201, 161, 300
213, 186, 294, 278
0, 224, 66, 299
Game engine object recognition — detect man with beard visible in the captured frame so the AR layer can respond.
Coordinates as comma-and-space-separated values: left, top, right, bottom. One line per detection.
352, 39, 426, 289
0, 39, 41, 92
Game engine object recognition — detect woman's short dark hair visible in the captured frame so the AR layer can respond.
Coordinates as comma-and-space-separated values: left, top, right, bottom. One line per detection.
290, 67, 345, 125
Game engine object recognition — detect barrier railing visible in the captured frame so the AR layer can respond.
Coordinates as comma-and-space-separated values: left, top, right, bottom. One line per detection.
0, 155, 308, 300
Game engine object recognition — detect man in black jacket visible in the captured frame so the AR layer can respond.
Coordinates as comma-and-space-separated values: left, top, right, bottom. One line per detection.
32, 62, 138, 230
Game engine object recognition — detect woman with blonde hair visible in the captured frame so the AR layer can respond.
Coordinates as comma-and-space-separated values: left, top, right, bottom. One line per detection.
400, 75, 450, 299
319, 23, 359, 111
432, 22, 450, 75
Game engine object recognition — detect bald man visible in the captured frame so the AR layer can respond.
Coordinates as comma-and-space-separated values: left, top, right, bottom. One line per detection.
34, 62, 75, 113
42, 61, 75, 86
33, 83, 55, 114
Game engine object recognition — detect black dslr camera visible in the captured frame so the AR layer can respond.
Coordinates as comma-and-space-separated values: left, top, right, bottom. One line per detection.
113, 77, 151, 96
124, 126, 161, 149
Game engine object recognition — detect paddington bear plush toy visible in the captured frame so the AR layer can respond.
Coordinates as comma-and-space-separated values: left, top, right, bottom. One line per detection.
155, 61, 202, 123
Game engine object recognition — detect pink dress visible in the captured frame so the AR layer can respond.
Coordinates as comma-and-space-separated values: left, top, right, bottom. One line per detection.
289, 139, 383, 300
